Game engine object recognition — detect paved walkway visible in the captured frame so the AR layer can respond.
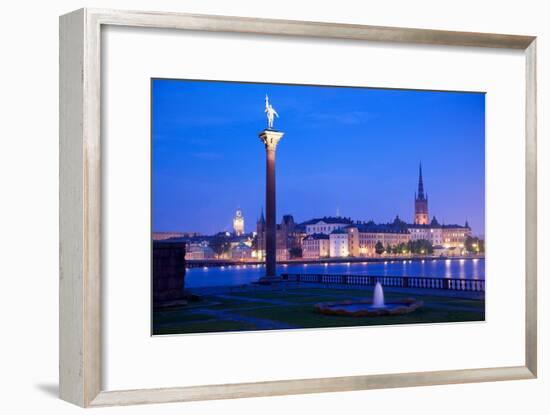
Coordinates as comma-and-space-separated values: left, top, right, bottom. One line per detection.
189, 308, 297, 330
214, 293, 294, 306
424, 301, 484, 313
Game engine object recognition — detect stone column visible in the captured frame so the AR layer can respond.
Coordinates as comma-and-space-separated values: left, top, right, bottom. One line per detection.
258, 129, 284, 281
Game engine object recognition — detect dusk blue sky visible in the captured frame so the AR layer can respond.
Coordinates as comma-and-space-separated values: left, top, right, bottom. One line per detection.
152, 79, 485, 236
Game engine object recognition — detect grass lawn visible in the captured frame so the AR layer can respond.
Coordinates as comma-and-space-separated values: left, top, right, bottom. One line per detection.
152, 286, 485, 335
238, 303, 483, 328
153, 319, 257, 335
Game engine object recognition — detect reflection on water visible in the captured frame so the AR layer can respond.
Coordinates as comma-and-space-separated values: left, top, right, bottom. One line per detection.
186, 258, 485, 288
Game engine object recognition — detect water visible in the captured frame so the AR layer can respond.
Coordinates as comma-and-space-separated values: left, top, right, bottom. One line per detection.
185, 258, 485, 288
372, 282, 385, 308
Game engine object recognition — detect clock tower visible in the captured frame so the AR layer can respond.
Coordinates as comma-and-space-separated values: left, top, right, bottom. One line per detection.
233, 208, 244, 236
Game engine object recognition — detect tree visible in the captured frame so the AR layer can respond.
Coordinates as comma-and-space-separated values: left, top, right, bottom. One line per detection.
375, 241, 384, 255
209, 233, 231, 258
410, 239, 433, 255
478, 239, 485, 253
289, 247, 302, 258
464, 236, 474, 253
397, 242, 408, 255
251, 234, 259, 250
464, 236, 485, 254
385, 244, 393, 255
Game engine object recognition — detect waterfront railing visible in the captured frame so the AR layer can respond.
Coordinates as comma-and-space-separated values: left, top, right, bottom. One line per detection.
280, 273, 485, 292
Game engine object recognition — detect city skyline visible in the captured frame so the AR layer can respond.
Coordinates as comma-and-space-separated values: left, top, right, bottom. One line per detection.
152, 79, 485, 236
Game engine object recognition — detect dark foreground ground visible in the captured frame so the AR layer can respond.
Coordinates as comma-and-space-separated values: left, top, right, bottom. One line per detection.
152, 283, 485, 335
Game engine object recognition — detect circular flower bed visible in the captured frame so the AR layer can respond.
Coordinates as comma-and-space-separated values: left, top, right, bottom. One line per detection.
314, 298, 423, 317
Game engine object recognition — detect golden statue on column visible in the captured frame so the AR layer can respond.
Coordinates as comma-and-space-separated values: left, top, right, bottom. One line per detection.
258, 95, 285, 282
265, 94, 279, 129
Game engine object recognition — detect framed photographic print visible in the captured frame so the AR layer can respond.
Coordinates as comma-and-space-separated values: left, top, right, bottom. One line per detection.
151, 79, 486, 335
60, 8, 537, 407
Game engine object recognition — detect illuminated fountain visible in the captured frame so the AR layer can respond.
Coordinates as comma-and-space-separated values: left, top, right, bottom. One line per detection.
372, 282, 385, 308
314, 282, 422, 317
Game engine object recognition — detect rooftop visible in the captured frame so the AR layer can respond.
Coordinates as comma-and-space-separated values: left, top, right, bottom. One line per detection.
407, 216, 470, 229
302, 216, 354, 226
303, 233, 330, 240
330, 228, 348, 235
351, 223, 410, 234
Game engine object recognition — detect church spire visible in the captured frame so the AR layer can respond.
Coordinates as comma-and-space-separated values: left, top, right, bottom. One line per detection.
414, 163, 429, 225
259, 206, 265, 224
417, 162, 425, 200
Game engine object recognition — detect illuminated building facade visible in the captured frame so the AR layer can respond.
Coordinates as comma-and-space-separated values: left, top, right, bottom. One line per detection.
408, 217, 471, 249
302, 234, 330, 258
441, 223, 472, 248
329, 229, 349, 257
347, 217, 411, 257
230, 242, 253, 260
305, 217, 353, 235
185, 242, 215, 260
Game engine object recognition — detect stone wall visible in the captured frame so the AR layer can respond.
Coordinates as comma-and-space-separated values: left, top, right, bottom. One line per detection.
152, 241, 187, 307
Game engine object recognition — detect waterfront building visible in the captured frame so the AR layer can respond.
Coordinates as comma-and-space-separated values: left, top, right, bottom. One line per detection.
276, 215, 292, 260
329, 228, 350, 257
302, 233, 330, 258
292, 225, 308, 256
230, 242, 253, 260
280, 214, 307, 254
347, 217, 411, 257
228, 234, 254, 249
304, 216, 353, 235
275, 219, 289, 260
256, 211, 304, 260
408, 216, 471, 250
185, 241, 215, 260
414, 163, 429, 225
233, 208, 245, 236
152, 231, 201, 241
441, 222, 472, 248
408, 216, 444, 245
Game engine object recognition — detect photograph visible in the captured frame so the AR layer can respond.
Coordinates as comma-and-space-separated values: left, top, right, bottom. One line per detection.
151, 78, 486, 335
